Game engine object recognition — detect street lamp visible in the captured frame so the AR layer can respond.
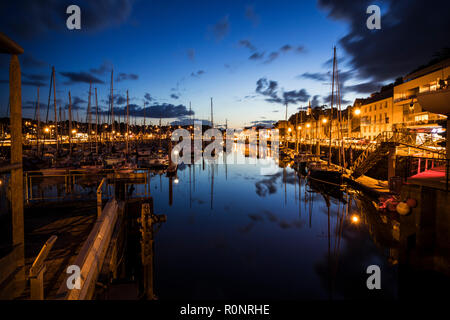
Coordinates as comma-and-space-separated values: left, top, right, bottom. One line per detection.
354, 108, 361, 116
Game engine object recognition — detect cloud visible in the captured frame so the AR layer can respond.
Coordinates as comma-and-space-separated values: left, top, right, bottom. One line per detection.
299, 72, 329, 82
170, 94, 179, 99
249, 52, 265, 60
0, 79, 47, 87
90, 61, 113, 75
144, 93, 153, 102
345, 81, 384, 94
245, 5, 260, 27
264, 52, 279, 64
190, 70, 205, 78
65, 96, 87, 111
59, 71, 105, 85
209, 15, 230, 41
171, 118, 211, 126
311, 95, 321, 107
318, 0, 450, 82
20, 53, 47, 68
99, 103, 194, 119
280, 45, 293, 52
0, 0, 135, 39
187, 48, 195, 61
246, 43, 305, 64
238, 39, 256, 51
282, 89, 310, 104
116, 72, 138, 82
249, 120, 276, 128
255, 77, 310, 105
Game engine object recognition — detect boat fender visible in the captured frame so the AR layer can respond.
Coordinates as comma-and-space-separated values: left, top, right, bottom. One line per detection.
396, 202, 410, 215
406, 198, 417, 208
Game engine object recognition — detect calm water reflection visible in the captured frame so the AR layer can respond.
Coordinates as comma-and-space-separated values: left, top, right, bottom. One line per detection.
142, 144, 399, 299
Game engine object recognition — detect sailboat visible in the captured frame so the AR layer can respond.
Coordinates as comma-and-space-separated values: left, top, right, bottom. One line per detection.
307, 47, 344, 186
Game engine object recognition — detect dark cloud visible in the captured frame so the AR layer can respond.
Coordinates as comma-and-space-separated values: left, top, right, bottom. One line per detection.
318, 0, 450, 81
171, 118, 211, 126
99, 103, 194, 119
299, 72, 329, 82
90, 61, 113, 75
296, 46, 306, 53
22, 101, 47, 110
66, 96, 87, 111
238, 39, 256, 51
256, 77, 310, 105
249, 120, 276, 128
245, 5, 260, 27
144, 93, 153, 102
247, 44, 305, 64
282, 89, 310, 104
190, 70, 205, 78
22, 72, 48, 82
170, 94, 179, 99
0, 0, 135, 40
280, 45, 292, 52
249, 52, 265, 60
209, 15, 230, 41
299, 70, 354, 84
0, 79, 47, 87
59, 71, 105, 85
345, 81, 384, 94
115, 72, 138, 82
311, 95, 321, 107
20, 53, 47, 68
264, 52, 279, 64
187, 48, 195, 61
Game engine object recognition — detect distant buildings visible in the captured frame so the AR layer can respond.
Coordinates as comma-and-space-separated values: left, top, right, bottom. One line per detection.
279, 56, 449, 144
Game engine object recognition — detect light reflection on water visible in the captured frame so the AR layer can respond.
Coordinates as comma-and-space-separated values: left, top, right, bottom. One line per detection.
10, 143, 401, 299
136, 145, 399, 299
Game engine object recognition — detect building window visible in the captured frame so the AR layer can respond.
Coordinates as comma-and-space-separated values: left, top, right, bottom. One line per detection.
369, 105, 372, 112
374, 104, 377, 111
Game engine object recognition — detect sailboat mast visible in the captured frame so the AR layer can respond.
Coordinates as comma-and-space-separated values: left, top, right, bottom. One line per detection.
126, 90, 129, 155
52, 66, 59, 153
210, 97, 214, 128
328, 47, 336, 166
36, 87, 40, 154
68, 91, 73, 157
110, 69, 114, 142
95, 87, 99, 154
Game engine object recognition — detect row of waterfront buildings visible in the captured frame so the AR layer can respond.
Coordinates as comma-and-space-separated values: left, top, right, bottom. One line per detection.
277, 57, 450, 145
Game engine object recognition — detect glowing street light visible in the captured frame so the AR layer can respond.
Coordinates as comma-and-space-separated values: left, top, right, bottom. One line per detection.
322, 118, 328, 124
354, 108, 361, 116
288, 127, 292, 132
72, 129, 77, 134
351, 215, 360, 224
306, 123, 311, 128
44, 127, 50, 133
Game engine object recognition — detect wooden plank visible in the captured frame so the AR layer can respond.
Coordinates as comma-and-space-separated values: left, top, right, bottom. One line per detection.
56, 199, 119, 300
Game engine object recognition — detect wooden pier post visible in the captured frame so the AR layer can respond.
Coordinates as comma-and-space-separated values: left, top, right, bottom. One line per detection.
9, 54, 25, 282
388, 148, 396, 180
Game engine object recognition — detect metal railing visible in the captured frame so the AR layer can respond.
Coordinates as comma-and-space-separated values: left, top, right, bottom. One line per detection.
24, 168, 152, 203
